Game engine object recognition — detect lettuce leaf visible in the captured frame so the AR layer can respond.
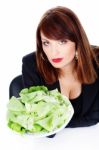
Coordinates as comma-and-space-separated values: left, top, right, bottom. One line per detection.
7, 86, 73, 134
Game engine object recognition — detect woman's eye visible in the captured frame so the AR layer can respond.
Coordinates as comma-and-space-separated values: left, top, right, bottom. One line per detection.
42, 41, 49, 46
59, 40, 67, 45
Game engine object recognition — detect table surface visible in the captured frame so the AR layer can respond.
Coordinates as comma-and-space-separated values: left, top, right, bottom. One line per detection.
1, 122, 99, 150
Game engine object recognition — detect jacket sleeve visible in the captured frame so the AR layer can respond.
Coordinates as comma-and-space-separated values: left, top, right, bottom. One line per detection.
67, 96, 99, 128
66, 115, 98, 128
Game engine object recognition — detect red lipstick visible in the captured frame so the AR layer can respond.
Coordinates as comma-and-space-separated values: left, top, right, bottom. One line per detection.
52, 58, 63, 63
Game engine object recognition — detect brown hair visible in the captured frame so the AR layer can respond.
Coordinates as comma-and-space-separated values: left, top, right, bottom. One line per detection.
36, 6, 99, 84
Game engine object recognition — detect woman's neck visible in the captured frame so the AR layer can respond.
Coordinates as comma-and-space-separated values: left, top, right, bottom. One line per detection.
60, 60, 76, 78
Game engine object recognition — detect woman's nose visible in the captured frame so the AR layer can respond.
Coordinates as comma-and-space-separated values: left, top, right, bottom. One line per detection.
51, 44, 60, 55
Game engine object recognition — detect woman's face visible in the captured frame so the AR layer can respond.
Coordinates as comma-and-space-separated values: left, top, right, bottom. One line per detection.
41, 32, 76, 69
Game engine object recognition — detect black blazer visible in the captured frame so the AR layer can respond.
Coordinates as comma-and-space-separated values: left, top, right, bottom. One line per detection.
22, 50, 99, 128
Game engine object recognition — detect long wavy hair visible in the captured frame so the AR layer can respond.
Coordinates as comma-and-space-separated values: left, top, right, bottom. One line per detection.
36, 6, 99, 84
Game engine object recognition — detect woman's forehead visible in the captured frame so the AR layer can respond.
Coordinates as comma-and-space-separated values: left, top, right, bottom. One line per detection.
40, 32, 51, 40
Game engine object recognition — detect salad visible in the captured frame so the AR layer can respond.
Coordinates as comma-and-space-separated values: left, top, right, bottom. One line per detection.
7, 86, 74, 136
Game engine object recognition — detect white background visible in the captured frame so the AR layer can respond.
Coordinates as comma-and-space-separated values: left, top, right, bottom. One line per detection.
0, 0, 99, 150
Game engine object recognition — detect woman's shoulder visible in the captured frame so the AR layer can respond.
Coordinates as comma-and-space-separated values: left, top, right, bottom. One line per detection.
92, 45, 99, 59
92, 45, 99, 65
22, 51, 38, 74
22, 51, 36, 65
91, 45, 99, 77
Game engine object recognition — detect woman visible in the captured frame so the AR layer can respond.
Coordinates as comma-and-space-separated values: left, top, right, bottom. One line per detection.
22, 6, 99, 137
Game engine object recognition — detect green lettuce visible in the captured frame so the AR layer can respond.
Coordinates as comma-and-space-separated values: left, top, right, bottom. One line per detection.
7, 86, 73, 134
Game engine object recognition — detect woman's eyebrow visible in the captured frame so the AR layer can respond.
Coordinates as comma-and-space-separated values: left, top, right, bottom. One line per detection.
41, 38, 49, 41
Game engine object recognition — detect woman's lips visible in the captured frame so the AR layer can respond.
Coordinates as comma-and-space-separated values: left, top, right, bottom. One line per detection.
52, 58, 63, 63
